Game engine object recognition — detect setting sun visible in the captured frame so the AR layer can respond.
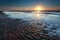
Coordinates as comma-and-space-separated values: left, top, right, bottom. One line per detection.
34, 6, 44, 11
35, 6, 41, 10
34, 6, 44, 13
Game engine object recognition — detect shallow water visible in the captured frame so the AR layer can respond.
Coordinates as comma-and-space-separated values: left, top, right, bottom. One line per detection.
4, 12, 60, 24
4, 11, 60, 37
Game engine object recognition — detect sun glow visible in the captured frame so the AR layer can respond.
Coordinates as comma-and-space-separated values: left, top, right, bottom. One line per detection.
34, 6, 44, 13
35, 6, 43, 10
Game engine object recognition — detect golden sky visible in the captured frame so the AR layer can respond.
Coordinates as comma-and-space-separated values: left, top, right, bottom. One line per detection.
0, 0, 60, 10
0, 6, 60, 10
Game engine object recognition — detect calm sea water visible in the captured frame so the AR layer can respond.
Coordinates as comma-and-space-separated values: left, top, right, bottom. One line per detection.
4, 11, 60, 37
4, 12, 60, 24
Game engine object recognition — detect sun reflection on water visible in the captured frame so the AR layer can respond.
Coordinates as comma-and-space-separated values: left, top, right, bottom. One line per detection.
34, 13, 42, 20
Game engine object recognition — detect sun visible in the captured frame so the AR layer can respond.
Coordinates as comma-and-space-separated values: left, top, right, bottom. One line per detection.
34, 6, 44, 13
35, 6, 43, 11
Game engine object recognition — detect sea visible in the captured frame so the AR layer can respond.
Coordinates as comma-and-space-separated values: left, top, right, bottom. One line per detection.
4, 11, 60, 37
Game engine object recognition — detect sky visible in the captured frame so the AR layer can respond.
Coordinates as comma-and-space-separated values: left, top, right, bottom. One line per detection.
0, 0, 60, 10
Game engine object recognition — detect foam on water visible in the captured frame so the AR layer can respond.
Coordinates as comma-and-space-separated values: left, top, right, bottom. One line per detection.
4, 11, 60, 37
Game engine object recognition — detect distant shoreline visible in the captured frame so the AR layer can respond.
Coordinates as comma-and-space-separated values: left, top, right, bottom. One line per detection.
0, 10, 60, 12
